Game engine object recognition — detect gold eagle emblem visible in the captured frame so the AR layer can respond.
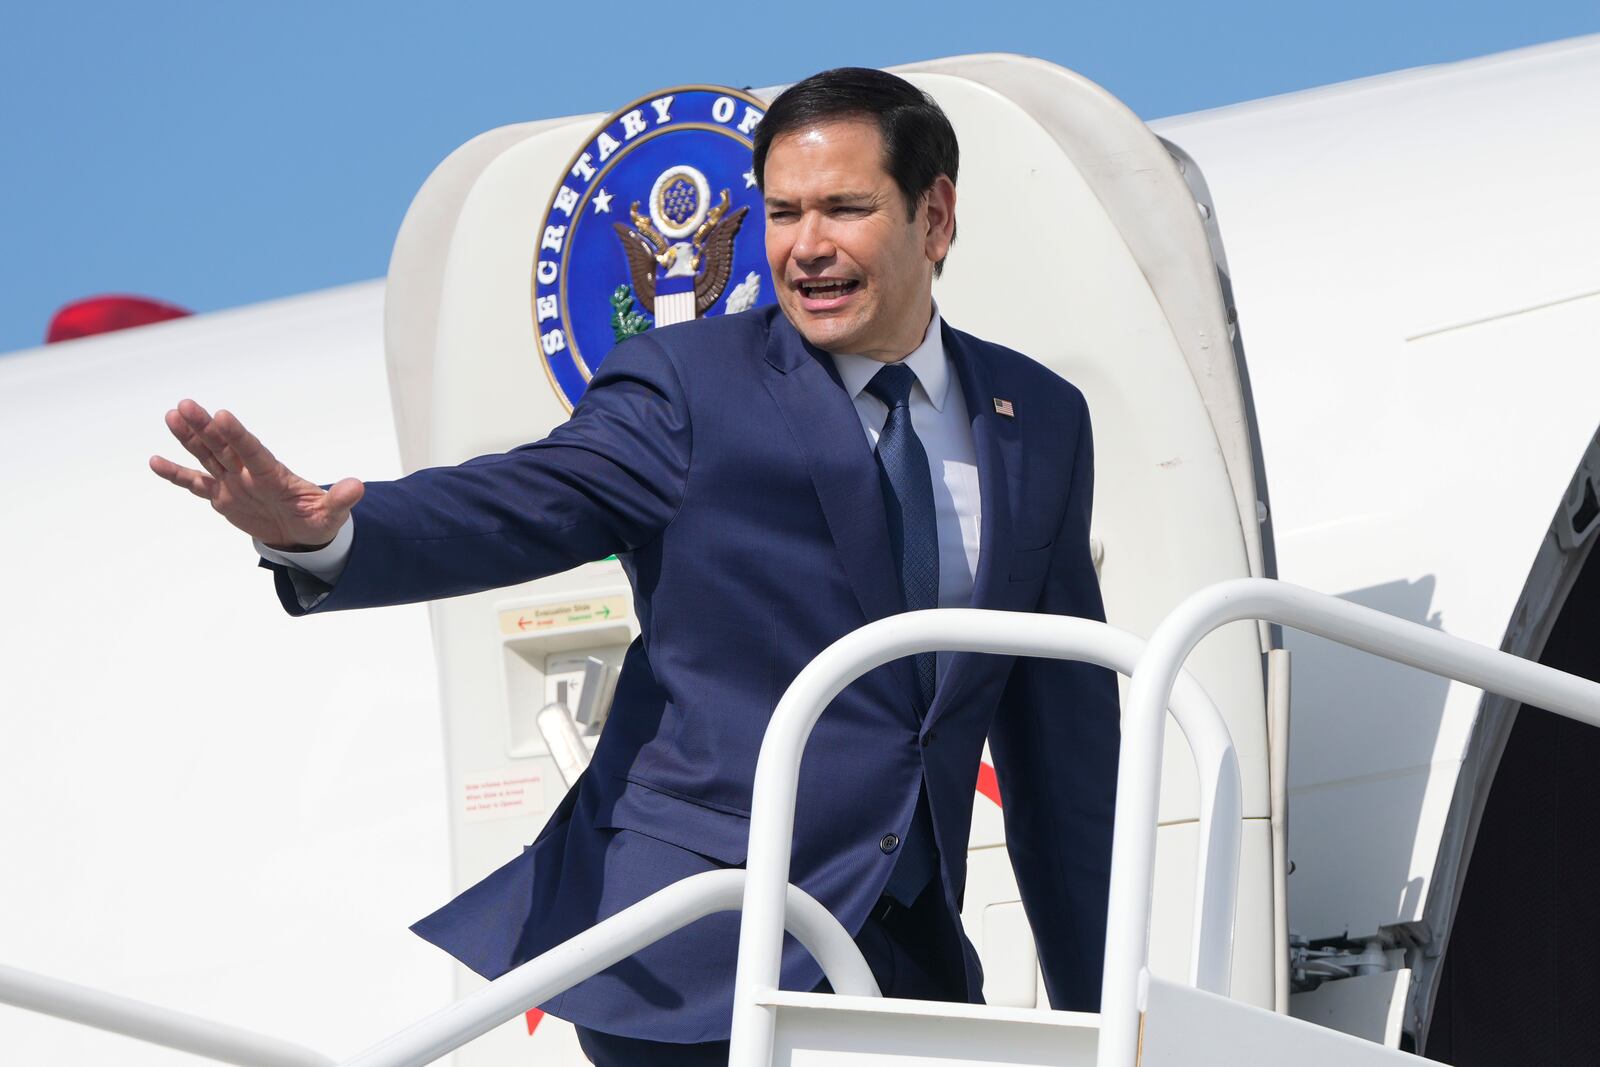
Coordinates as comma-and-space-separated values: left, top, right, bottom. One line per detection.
613, 189, 748, 318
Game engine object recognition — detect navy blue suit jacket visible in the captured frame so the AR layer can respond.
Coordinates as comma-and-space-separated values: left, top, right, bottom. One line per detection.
262, 306, 1119, 1043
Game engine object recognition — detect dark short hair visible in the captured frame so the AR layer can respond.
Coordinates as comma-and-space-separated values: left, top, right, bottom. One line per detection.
753, 67, 959, 276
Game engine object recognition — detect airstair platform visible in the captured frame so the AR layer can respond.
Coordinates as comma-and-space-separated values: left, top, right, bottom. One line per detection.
765, 977, 1418, 1066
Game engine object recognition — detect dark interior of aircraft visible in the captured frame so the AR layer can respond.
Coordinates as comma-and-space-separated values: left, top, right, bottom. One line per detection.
1425, 539, 1600, 1064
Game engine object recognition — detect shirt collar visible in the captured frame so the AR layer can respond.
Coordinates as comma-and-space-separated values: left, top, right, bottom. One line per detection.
830, 304, 949, 412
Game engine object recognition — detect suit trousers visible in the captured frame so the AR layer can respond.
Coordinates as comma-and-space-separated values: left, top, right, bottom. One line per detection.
573, 876, 970, 1066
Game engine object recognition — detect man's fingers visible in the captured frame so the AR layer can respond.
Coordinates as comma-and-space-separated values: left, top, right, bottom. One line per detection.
176, 398, 214, 424
175, 400, 239, 472
179, 401, 243, 474
149, 455, 217, 499
211, 408, 279, 476
165, 408, 227, 478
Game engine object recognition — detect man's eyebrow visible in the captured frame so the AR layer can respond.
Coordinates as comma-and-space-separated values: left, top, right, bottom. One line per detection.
763, 191, 879, 208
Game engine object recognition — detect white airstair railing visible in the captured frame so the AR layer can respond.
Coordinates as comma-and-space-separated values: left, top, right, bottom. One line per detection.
728, 609, 1243, 1067
0, 870, 875, 1067
338, 870, 876, 1067
1095, 577, 1600, 1067
0, 961, 334, 1067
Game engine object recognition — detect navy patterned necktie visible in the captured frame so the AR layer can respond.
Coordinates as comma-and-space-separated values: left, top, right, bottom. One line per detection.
865, 362, 939, 710
866, 362, 941, 907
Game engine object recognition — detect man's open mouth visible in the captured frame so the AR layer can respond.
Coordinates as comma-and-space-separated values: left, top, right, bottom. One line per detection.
797, 279, 860, 299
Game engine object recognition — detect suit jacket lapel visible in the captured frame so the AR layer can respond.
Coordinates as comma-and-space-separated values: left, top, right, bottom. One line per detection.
929, 322, 1025, 725
761, 312, 919, 717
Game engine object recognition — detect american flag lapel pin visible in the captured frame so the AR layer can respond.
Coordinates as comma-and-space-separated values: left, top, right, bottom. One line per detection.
993, 397, 1015, 417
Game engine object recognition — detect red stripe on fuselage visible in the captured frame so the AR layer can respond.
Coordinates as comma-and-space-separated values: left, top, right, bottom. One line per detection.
976, 761, 1002, 808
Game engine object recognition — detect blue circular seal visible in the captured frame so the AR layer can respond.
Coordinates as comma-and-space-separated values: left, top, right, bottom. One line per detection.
533, 86, 772, 410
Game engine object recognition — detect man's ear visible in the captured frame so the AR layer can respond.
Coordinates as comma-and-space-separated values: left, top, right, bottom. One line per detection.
923, 174, 957, 267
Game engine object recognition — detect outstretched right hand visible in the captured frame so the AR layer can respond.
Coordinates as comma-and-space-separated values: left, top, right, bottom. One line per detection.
149, 399, 364, 550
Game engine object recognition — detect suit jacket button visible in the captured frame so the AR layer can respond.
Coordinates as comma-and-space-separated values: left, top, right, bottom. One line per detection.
880, 832, 900, 853
921, 731, 936, 748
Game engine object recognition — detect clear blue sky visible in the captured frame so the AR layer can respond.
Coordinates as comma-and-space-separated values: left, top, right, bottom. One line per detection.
3, 1, 1596, 355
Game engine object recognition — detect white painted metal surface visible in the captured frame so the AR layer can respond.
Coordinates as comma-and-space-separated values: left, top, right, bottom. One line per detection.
765, 990, 1098, 1066
1139, 972, 1418, 1066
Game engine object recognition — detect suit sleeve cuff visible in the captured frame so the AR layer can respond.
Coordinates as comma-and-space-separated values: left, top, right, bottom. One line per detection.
253, 516, 355, 584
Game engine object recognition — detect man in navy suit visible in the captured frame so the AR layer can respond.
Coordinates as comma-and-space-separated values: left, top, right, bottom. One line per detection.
151, 68, 1119, 1065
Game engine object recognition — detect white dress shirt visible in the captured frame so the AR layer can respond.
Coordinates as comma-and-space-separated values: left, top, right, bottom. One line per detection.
255, 515, 352, 584
257, 308, 985, 662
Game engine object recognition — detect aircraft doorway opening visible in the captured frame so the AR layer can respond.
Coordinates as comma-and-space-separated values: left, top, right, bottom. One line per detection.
1425, 547, 1600, 1064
